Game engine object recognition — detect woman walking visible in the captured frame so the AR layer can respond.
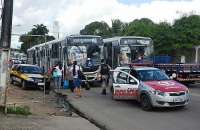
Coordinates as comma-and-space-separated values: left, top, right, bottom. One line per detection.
70, 61, 82, 97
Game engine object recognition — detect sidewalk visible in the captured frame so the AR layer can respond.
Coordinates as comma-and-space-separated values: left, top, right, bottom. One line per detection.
0, 85, 99, 130
0, 114, 99, 130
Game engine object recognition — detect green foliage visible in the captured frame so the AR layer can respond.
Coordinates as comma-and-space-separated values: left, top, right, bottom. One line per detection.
80, 21, 111, 38
20, 24, 55, 53
80, 15, 200, 56
0, 105, 31, 115
7, 105, 31, 115
111, 19, 124, 36
153, 22, 175, 55
124, 18, 156, 37
173, 15, 200, 49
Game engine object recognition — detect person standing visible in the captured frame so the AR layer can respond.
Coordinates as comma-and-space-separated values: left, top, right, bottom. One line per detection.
65, 64, 74, 92
70, 61, 82, 97
52, 63, 63, 90
99, 59, 110, 95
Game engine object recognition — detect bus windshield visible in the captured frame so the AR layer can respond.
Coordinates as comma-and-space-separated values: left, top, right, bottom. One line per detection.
68, 45, 102, 66
68, 46, 87, 65
67, 36, 103, 66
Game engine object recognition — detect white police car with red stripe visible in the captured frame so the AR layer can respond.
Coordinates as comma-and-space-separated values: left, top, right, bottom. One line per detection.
111, 66, 190, 111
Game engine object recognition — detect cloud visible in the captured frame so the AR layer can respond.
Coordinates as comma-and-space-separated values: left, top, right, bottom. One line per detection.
11, 0, 200, 48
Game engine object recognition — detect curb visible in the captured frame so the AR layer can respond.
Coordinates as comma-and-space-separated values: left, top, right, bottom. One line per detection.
53, 90, 108, 130
67, 100, 108, 130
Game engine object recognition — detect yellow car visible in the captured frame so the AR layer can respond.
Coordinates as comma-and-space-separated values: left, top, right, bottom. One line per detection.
10, 64, 46, 89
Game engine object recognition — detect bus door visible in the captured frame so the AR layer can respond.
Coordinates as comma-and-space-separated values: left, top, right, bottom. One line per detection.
111, 42, 120, 69
112, 45, 120, 69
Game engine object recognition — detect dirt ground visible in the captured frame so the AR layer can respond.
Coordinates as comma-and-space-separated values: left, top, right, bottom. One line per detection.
6, 84, 67, 116
0, 85, 99, 130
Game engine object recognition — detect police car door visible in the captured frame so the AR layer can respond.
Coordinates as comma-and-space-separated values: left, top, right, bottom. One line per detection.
113, 70, 139, 100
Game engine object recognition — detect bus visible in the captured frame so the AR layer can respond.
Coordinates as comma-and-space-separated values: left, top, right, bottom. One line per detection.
103, 36, 153, 68
27, 35, 104, 83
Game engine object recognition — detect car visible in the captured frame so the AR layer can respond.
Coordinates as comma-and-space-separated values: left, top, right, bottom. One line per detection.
111, 66, 190, 111
10, 64, 46, 89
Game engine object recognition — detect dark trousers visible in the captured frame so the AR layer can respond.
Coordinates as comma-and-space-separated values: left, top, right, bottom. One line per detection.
69, 80, 74, 92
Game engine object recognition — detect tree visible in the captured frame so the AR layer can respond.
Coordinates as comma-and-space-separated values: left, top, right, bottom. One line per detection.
20, 24, 55, 53
111, 19, 124, 36
153, 22, 175, 55
80, 21, 111, 38
173, 15, 200, 49
123, 18, 156, 37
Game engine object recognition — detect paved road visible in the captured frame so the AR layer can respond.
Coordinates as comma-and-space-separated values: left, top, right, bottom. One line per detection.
66, 84, 200, 130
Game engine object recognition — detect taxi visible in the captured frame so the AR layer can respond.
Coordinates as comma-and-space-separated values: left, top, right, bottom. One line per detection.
111, 66, 190, 111
10, 64, 45, 89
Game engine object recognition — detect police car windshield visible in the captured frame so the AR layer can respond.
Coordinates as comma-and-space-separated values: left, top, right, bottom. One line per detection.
137, 70, 169, 81
21, 66, 42, 74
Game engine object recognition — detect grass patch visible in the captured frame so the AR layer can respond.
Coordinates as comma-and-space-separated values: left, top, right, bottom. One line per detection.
7, 105, 31, 115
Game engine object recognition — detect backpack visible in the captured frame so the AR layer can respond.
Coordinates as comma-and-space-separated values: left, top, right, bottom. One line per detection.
100, 64, 109, 75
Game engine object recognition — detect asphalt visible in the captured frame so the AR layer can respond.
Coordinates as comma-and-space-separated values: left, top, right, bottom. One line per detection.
64, 84, 200, 130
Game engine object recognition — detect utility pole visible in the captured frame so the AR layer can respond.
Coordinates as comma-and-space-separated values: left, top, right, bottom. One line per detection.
0, 0, 13, 114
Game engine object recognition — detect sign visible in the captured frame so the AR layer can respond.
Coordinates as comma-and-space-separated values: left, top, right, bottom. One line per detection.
120, 38, 151, 45
69, 37, 102, 45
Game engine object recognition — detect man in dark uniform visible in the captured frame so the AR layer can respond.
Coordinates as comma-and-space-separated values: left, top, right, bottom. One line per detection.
99, 59, 111, 95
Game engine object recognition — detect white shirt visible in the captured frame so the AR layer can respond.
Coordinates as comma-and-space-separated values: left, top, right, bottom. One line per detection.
70, 65, 82, 78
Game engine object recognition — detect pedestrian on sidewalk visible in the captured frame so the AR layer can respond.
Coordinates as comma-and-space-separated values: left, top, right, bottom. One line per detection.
52, 62, 63, 90
70, 61, 83, 97
65, 63, 74, 92
98, 59, 111, 95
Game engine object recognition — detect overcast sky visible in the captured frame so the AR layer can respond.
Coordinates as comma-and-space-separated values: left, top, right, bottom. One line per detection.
11, 0, 200, 48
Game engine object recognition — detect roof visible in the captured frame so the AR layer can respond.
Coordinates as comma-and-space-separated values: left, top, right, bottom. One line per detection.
69, 34, 101, 38
27, 35, 102, 52
103, 36, 152, 43
17, 64, 40, 67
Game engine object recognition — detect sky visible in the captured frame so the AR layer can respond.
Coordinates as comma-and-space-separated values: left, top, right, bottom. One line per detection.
11, 0, 200, 48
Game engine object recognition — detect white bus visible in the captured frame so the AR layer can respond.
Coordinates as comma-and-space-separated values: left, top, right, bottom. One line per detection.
27, 35, 103, 82
103, 36, 153, 68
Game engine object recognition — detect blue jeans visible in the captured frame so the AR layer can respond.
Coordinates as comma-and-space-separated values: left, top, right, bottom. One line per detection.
54, 76, 62, 89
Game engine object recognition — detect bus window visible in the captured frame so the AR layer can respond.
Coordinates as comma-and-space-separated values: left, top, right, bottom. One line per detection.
68, 46, 87, 65
52, 44, 59, 58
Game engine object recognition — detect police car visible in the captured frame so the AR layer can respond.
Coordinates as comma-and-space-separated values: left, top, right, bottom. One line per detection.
111, 66, 190, 111
10, 64, 45, 89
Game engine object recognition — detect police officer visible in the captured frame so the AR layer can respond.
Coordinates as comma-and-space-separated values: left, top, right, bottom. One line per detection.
99, 59, 111, 95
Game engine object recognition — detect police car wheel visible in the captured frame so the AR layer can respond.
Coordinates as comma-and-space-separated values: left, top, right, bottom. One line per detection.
21, 80, 26, 89
141, 94, 152, 111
